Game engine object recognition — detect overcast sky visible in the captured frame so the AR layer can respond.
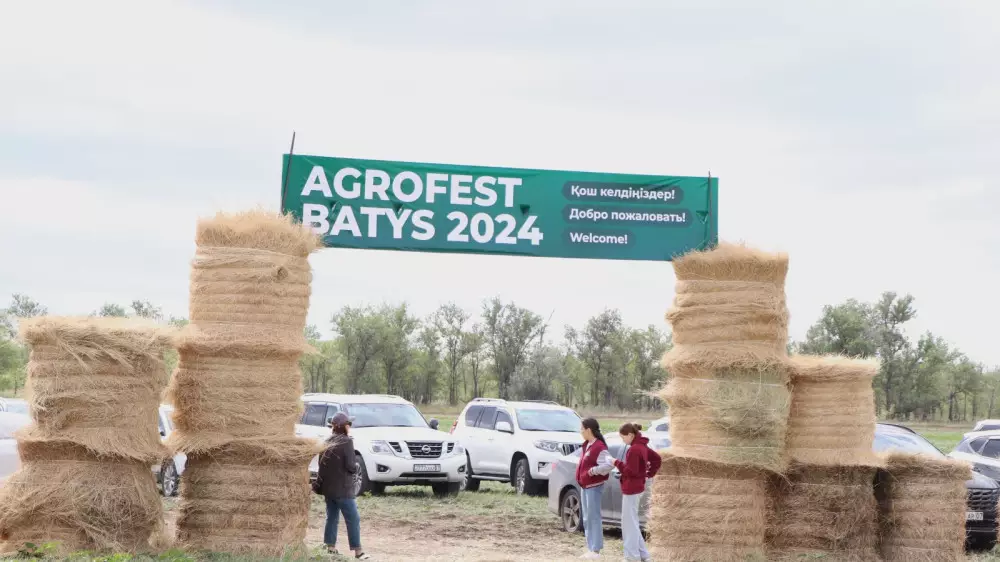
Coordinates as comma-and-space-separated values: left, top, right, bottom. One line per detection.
1, 1, 997, 365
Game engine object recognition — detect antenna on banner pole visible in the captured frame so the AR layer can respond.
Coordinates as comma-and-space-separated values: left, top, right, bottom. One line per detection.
280, 131, 297, 213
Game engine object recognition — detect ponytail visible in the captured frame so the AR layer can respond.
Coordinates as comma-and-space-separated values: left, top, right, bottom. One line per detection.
581, 417, 607, 447
618, 422, 643, 436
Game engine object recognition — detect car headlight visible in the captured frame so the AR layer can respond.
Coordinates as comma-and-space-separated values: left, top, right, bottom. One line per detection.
449, 443, 465, 457
370, 440, 395, 455
534, 440, 560, 453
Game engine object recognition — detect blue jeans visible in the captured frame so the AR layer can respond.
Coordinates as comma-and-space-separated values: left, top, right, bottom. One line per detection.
581, 484, 604, 553
324, 497, 362, 550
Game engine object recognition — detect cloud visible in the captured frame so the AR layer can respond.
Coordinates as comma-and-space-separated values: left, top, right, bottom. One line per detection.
0, 0, 997, 366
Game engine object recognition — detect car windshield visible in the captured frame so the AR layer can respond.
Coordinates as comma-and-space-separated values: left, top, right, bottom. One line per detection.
515, 408, 580, 432
343, 403, 427, 429
979, 424, 1000, 432
873, 426, 945, 458
4, 401, 28, 415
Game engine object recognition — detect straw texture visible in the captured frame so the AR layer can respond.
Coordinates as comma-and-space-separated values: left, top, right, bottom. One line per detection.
660, 355, 791, 472
767, 463, 880, 561
175, 443, 314, 556
0, 317, 170, 554
786, 355, 881, 467
878, 452, 970, 562
668, 243, 789, 359
0, 441, 162, 553
650, 452, 769, 562
168, 210, 321, 555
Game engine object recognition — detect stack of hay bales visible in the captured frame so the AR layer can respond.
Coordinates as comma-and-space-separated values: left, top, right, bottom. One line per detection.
878, 452, 970, 562
0, 317, 170, 552
653, 243, 791, 561
767, 355, 882, 561
166, 210, 321, 556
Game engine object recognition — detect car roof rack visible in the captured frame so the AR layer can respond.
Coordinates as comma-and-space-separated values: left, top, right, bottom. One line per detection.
518, 400, 560, 405
471, 397, 506, 404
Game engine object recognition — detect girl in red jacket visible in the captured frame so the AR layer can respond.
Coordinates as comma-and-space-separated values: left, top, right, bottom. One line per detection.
614, 423, 661, 562
576, 417, 614, 559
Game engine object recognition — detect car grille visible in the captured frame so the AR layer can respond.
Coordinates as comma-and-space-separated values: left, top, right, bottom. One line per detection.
406, 441, 443, 459
967, 488, 999, 513
446, 443, 455, 454
561, 443, 581, 456
389, 442, 403, 454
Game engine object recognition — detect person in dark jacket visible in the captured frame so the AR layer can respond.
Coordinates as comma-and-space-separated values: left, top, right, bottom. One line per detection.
613, 423, 659, 562
576, 418, 614, 559
316, 412, 370, 560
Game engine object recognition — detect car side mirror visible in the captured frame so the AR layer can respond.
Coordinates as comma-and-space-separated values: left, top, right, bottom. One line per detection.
429, 418, 439, 430
496, 421, 513, 434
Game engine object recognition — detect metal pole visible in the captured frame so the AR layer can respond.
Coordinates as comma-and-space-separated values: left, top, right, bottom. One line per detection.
280, 131, 296, 212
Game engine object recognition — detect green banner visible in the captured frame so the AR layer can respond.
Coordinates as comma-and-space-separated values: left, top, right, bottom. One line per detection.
281, 154, 718, 261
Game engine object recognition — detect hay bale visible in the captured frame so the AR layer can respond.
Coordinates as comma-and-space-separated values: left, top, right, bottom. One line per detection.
879, 452, 970, 562
786, 355, 881, 466
660, 355, 791, 472
174, 441, 314, 556
0, 441, 162, 553
650, 452, 769, 561
165, 353, 303, 453
667, 243, 789, 358
767, 463, 880, 561
189, 211, 320, 346
16, 317, 171, 461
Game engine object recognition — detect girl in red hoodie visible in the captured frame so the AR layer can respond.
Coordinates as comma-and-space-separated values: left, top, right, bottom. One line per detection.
614, 423, 661, 562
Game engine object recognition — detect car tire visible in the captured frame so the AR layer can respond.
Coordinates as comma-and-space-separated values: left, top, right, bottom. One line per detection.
513, 457, 543, 496
463, 454, 481, 492
355, 453, 371, 496
160, 460, 180, 497
560, 488, 584, 533
370, 482, 387, 496
432, 482, 462, 497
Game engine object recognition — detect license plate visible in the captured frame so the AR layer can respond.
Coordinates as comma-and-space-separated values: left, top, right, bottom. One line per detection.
967, 511, 984, 521
413, 464, 440, 472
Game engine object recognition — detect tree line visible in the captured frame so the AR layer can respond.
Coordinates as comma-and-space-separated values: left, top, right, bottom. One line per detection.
1, 291, 996, 420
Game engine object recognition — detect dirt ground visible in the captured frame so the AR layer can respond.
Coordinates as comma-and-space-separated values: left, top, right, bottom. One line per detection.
163, 483, 626, 562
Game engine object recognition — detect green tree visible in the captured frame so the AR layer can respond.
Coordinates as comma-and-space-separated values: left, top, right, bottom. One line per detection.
626, 326, 672, 410
376, 304, 420, 396
464, 326, 486, 399
1, 294, 48, 339
434, 303, 475, 405
96, 303, 128, 317
480, 298, 545, 400
417, 325, 442, 404
332, 306, 382, 394
798, 299, 876, 358
871, 292, 917, 416
566, 309, 624, 407
130, 300, 163, 320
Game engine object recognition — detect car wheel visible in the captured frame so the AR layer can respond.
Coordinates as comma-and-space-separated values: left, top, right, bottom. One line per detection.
432, 482, 462, 497
463, 454, 481, 492
160, 460, 179, 497
513, 457, 542, 496
355, 454, 371, 496
370, 482, 387, 496
561, 488, 583, 533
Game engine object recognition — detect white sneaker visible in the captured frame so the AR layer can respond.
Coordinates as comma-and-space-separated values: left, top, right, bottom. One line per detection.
580, 552, 601, 559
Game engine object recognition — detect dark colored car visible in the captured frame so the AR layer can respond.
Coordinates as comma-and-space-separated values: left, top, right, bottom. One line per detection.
875, 422, 999, 550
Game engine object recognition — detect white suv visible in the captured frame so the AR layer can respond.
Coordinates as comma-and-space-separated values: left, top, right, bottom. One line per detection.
451, 399, 582, 495
295, 394, 466, 497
